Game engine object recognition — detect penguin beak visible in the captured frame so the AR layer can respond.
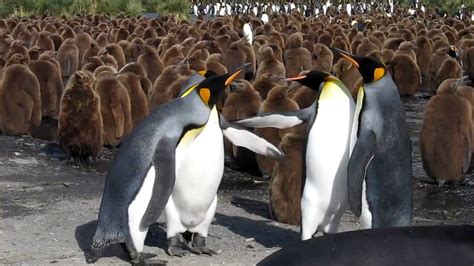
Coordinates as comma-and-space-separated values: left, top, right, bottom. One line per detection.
331, 48, 360, 68
286, 75, 307, 82
225, 63, 251, 86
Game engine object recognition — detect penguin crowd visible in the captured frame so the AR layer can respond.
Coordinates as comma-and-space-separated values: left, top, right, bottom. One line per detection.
0, 1, 472, 265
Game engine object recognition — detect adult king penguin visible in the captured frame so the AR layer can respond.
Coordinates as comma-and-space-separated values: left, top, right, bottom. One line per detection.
235, 71, 356, 240
332, 48, 412, 229
164, 70, 283, 257
87, 64, 283, 265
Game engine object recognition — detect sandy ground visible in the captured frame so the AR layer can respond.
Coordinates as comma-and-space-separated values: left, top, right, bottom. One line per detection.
0, 95, 473, 265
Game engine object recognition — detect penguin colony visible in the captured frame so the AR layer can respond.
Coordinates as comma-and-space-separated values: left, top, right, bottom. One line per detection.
0, 1, 471, 264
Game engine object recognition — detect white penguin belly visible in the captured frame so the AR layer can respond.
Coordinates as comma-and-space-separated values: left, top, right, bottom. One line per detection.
303, 85, 355, 228
171, 108, 224, 227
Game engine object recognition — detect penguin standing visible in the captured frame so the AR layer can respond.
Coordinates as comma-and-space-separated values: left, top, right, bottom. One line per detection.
236, 71, 356, 240
333, 48, 412, 229
87, 65, 283, 264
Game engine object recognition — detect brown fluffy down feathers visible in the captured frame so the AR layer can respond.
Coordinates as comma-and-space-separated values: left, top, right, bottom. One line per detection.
420, 81, 472, 183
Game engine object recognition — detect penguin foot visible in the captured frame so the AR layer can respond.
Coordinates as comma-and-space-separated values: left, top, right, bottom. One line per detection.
166, 235, 188, 257
85, 248, 100, 263
130, 252, 166, 266
190, 234, 218, 256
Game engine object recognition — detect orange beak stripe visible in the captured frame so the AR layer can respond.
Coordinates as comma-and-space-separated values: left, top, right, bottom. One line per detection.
286, 75, 307, 81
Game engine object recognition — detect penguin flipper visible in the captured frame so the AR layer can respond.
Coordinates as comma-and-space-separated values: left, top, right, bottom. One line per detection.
348, 129, 376, 217
140, 138, 177, 229
219, 114, 284, 161
233, 107, 314, 129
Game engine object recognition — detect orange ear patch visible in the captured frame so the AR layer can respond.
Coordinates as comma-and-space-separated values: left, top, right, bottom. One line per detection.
199, 88, 211, 104
374, 67, 385, 81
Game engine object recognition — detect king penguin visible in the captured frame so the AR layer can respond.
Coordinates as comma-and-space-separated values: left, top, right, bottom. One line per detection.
87, 64, 283, 265
164, 69, 283, 257
332, 48, 413, 229
235, 71, 356, 240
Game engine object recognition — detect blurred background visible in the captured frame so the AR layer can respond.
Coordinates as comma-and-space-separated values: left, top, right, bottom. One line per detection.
0, 0, 471, 19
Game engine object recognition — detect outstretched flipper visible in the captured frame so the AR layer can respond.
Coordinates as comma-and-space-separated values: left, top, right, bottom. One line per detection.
220, 114, 284, 161
347, 129, 377, 217
233, 106, 315, 129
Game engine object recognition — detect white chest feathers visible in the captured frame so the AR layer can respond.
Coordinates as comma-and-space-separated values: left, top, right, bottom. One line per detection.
305, 82, 355, 201
173, 107, 224, 218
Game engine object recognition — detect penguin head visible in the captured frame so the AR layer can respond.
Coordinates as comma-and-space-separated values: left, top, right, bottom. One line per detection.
286, 70, 336, 92
331, 47, 387, 84
194, 63, 250, 107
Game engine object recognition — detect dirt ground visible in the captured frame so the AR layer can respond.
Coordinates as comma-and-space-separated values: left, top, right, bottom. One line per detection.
1, 94, 473, 265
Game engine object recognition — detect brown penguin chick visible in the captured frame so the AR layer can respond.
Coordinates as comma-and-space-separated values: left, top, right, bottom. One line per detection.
420, 81, 472, 184
415, 36, 433, 91
0, 54, 41, 135
289, 83, 318, 109
6, 41, 29, 62
222, 41, 246, 80
389, 53, 421, 96
57, 38, 79, 78
284, 33, 312, 78
94, 75, 133, 147
74, 32, 92, 67
101, 43, 126, 70
164, 75, 190, 101
82, 56, 104, 73
58, 71, 103, 161
435, 58, 463, 91
311, 43, 333, 73
396, 41, 417, 62
96, 33, 110, 48
118, 40, 132, 63
255, 46, 286, 86
238, 38, 256, 80
82, 41, 100, 64
382, 37, 405, 52
148, 65, 183, 109
221, 79, 262, 174
162, 44, 185, 66
269, 132, 306, 225
333, 57, 363, 100
116, 72, 149, 128
430, 48, 452, 93
137, 45, 164, 84
255, 85, 300, 178
36, 31, 55, 52
93, 65, 117, 79
29, 58, 64, 118
99, 54, 118, 70
118, 62, 147, 77
456, 85, 474, 156
356, 38, 379, 57
114, 27, 129, 43
61, 26, 75, 40
379, 49, 395, 65
466, 47, 474, 82
252, 72, 279, 100
28, 46, 42, 61
206, 61, 227, 76
49, 34, 64, 51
